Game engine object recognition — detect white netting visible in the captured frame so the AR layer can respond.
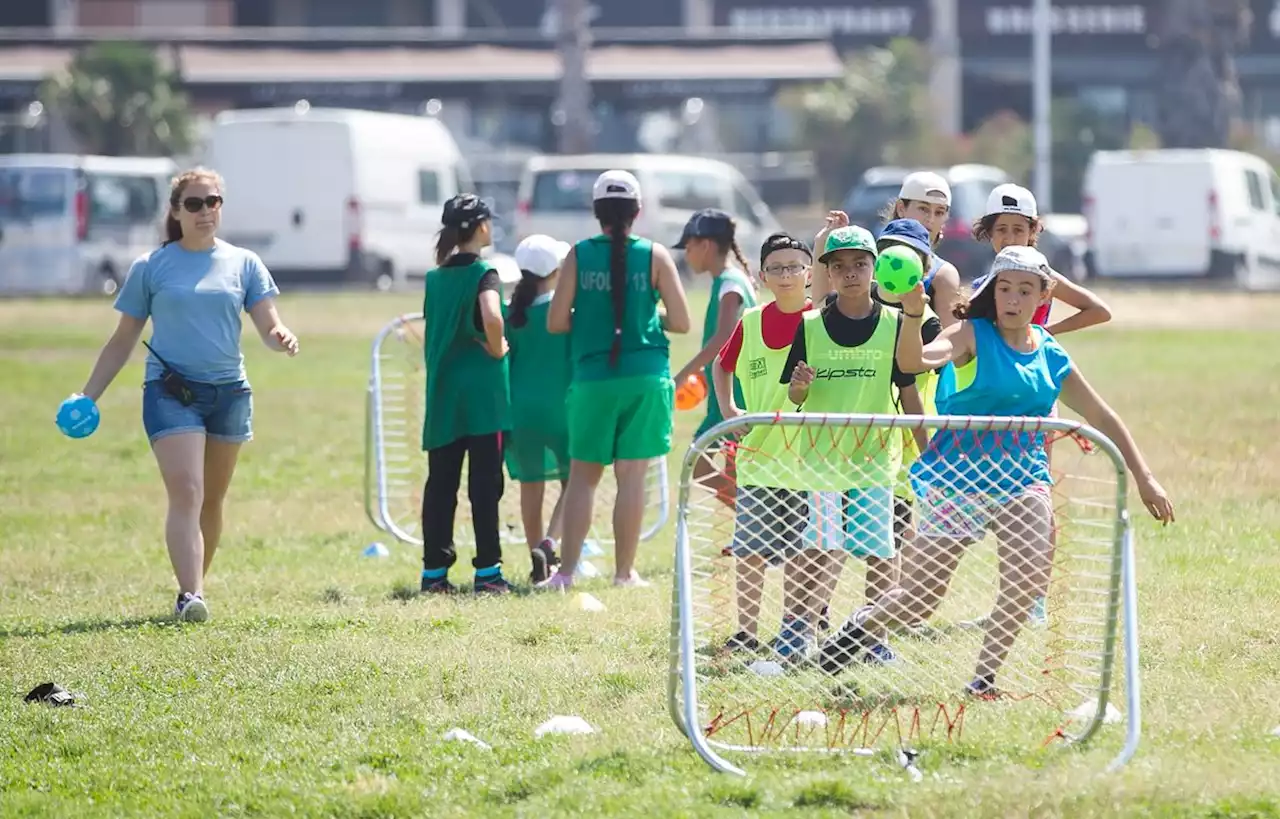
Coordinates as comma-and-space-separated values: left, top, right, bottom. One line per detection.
669, 413, 1133, 773
367, 314, 670, 547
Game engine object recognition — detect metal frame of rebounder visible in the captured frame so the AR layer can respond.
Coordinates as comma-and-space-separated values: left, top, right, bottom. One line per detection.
667, 412, 1141, 778
365, 313, 671, 547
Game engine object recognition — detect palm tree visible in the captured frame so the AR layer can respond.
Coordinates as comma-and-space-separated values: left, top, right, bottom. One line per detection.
40, 42, 193, 157
1154, 0, 1252, 149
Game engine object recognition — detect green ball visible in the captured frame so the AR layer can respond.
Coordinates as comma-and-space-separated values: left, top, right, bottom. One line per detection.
875, 245, 924, 295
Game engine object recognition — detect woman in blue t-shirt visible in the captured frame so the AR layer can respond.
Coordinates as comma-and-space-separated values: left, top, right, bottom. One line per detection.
73, 168, 299, 623
819, 246, 1174, 696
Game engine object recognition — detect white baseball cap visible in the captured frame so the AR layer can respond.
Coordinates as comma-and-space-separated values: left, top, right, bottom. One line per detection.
514, 234, 571, 278
592, 170, 642, 202
985, 183, 1038, 219
898, 171, 951, 207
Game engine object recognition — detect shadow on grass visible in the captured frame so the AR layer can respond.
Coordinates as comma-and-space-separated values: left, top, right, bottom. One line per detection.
387, 582, 539, 602
0, 615, 177, 639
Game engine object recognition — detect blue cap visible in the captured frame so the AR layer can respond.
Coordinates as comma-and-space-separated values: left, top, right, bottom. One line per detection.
877, 219, 932, 258
674, 208, 735, 249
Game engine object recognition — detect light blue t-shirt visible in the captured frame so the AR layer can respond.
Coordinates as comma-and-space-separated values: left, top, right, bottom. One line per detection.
912, 319, 1073, 496
114, 238, 279, 384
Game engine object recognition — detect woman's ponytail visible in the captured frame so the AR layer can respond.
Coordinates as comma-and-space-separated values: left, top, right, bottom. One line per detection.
162, 214, 182, 246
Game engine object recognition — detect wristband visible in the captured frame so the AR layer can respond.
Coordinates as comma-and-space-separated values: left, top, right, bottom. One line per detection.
904, 311, 924, 319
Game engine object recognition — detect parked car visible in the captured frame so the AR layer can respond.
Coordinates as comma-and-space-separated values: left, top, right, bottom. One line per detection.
515, 153, 783, 268
1083, 148, 1280, 290
841, 163, 1011, 281
1039, 213, 1089, 282
0, 154, 175, 297
209, 107, 472, 291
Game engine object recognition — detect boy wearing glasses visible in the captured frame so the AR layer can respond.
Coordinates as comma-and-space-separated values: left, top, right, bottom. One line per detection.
711, 232, 819, 660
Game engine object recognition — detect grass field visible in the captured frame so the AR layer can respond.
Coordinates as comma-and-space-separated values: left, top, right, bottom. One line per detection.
2, 289, 1280, 818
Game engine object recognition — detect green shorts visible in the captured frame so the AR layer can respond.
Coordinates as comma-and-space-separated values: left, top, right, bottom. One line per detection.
567, 375, 673, 465
505, 425, 570, 483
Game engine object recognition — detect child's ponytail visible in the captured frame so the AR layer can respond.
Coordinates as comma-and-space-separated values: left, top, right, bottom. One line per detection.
507, 270, 540, 329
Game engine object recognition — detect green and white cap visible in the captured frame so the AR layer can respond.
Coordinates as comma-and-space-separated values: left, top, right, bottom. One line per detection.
819, 225, 878, 263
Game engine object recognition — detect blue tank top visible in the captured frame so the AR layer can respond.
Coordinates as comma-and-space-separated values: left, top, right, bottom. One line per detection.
911, 319, 1073, 496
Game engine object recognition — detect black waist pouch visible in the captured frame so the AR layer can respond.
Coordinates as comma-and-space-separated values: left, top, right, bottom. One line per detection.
144, 341, 197, 406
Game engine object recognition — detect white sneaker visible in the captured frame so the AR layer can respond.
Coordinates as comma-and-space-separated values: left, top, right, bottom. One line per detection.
176, 593, 209, 623
613, 572, 650, 588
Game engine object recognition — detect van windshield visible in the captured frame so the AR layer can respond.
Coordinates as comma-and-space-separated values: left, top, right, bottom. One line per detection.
0, 168, 67, 221
530, 169, 621, 211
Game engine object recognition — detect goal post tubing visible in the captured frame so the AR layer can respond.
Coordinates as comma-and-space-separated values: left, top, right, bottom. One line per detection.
366, 313, 671, 548
668, 411, 1140, 777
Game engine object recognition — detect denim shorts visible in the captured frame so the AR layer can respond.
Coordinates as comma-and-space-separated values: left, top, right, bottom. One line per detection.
142, 379, 253, 444
732, 485, 809, 558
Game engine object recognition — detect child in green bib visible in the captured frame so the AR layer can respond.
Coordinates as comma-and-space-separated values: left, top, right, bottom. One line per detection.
420, 194, 513, 596
505, 234, 573, 584
712, 232, 819, 658
541, 170, 692, 591
673, 209, 757, 509
782, 224, 926, 664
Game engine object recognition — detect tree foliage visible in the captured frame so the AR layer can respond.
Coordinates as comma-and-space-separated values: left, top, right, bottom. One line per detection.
781, 38, 947, 202
1154, 0, 1251, 148
786, 37, 1141, 212
41, 42, 193, 157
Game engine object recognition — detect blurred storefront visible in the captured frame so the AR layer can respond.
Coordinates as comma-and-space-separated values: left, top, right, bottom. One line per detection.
7, 0, 1280, 155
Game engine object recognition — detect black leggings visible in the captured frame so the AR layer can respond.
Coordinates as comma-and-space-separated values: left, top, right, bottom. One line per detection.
421, 433, 505, 573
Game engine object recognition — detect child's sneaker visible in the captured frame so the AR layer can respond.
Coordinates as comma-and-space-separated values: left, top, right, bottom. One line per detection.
474, 575, 514, 595
863, 642, 898, 666
772, 618, 816, 664
175, 592, 209, 623
530, 540, 559, 584
818, 605, 873, 674
420, 575, 457, 595
536, 572, 574, 592
965, 676, 1004, 700
724, 631, 761, 653
613, 572, 650, 588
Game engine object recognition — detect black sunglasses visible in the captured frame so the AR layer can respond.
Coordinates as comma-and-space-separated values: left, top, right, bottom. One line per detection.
180, 195, 223, 213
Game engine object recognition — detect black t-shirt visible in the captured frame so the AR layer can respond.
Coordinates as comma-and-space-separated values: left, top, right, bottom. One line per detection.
781, 295, 915, 389
442, 252, 501, 331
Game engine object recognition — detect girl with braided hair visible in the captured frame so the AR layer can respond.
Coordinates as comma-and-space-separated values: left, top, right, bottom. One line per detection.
543, 171, 692, 590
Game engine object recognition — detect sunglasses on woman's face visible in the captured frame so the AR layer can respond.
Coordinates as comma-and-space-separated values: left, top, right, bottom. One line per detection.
181, 195, 223, 213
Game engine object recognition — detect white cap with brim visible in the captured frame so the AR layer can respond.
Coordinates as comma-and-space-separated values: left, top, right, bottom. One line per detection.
898, 171, 952, 207
985, 183, 1037, 219
592, 170, 642, 203
971, 245, 1051, 299
514, 234, 571, 278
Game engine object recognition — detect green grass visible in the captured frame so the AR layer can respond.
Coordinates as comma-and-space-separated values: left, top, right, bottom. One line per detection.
2, 291, 1280, 818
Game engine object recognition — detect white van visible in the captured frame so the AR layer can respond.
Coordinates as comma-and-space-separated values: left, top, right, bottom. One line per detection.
208, 107, 473, 291
514, 154, 782, 264
1084, 149, 1280, 289
0, 154, 175, 297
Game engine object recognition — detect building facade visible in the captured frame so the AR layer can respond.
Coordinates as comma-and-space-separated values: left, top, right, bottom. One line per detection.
4, 0, 1280, 156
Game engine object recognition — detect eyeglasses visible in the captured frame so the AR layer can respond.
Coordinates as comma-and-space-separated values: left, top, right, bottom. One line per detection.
763, 263, 807, 277
181, 195, 223, 213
